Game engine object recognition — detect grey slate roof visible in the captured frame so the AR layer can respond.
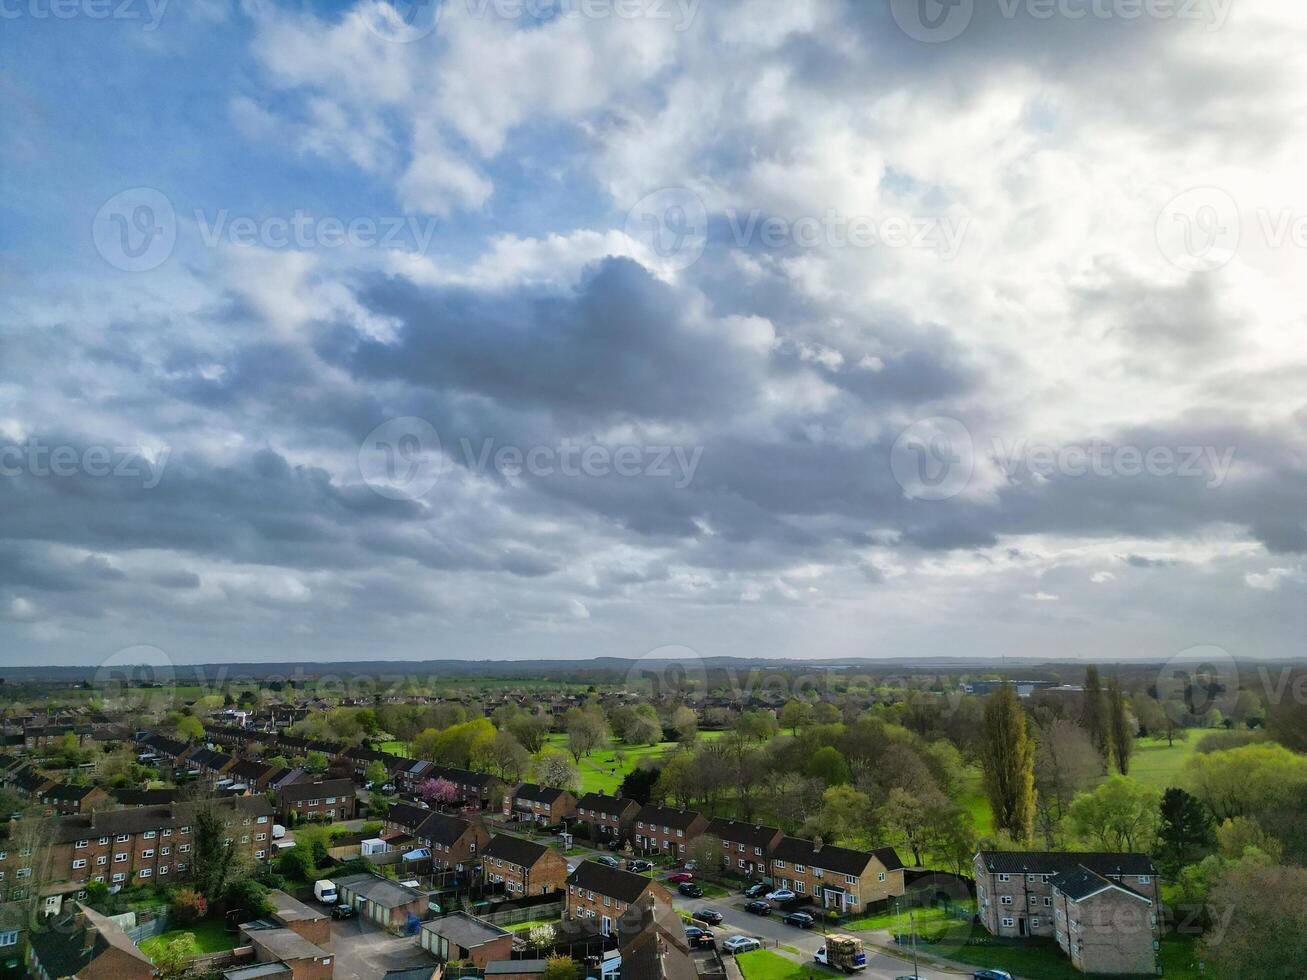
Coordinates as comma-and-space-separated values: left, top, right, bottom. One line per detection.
567, 860, 659, 904
336, 873, 425, 908
419, 910, 510, 947
977, 850, 1156, 877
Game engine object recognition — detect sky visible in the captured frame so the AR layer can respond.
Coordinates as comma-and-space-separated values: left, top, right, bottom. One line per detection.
2, 0, 1306, 668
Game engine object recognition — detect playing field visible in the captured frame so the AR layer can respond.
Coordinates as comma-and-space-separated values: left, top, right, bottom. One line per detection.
545, 731, 727, 794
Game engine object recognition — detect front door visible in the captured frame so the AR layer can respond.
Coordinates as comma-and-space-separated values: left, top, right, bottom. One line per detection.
1019, 917, 1029, 937
602, 915, 612, 936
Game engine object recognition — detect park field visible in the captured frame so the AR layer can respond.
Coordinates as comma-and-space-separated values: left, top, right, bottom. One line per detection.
545, 730, 726, 794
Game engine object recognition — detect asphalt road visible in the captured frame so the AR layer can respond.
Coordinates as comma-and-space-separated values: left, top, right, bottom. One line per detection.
670, 892, 970, 980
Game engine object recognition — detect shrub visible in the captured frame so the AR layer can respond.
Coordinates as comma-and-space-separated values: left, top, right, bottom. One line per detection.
170, 887, 208, 926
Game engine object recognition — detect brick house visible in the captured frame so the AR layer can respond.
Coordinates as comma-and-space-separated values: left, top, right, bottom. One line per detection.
706, 818, 784, 880
564, 860, 673, 938
483, 834, 569, 896
413, 812, 490, 872
576, 792, 640, 843
27, 903, 155, 980
1049, 866, 1159, 975
973, 851, 1159, 942
632, 805, 708, 861
275, 778, 356, 824
503, 784, 577, 826
0, 797, 274, 902
40, 784, 108, 817
769, 838, 905, 912
242, 922, 335, 980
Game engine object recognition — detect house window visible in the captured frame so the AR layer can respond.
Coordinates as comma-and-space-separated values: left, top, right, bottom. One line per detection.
179, 844, 190, 853
1031, 918, 1040, 928
1139, 875, 1152, 884
845, 874, 855, 884
1000, 896, 1012, 905
795, 864, 806, 873
75, 840, 88, 849
159, 866, 169, 876
72, 859, 87, 869
139, 869, 152, 878
1044, 897, 1052, 907
115, 834, 129, 843
774, 860, 785, 869
878, 872, 886, 882
795, 881, 805, 893
96, 857, 106, 866
98, 837, 109, 845
161, 848, 170, 856
1002, 917, 1014, 928
177, 863, 188, 872
180, 826, 190, 834
143, 831, 156, 839
163, 830, 172, 837
112, 873, 126, 883
0, 933, 17, 948
142, 850, 154, 859
998, 873, 1009, 882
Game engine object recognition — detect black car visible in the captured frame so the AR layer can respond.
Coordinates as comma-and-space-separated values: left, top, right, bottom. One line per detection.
783, 911, 814, 929
744, 900, 772, 916
330, 904, 356, 920
694, 908, 724, 926
627, 860, 653, 873
678, 882, 704, 898
684, 926, 716, 949
743, 883, 767, 898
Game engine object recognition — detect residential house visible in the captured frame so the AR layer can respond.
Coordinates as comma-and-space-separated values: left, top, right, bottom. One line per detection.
768, 838, 905, 912
576, 793, 640, 843
40, 784, 108, 817
973, 851, 1159, 942
411, 812, 489, 872
564, 860, 673, 938
1050, 866, 1159, 975
705, 819, 784, 880
274, 779, 355, 824
482, 835, 569, 896
0, 796, 275, 901
240, 922, 335, 980
266, 889, 331, 948
503, 785, 577, 827
632, 805, 707, 861
27, 902, 155, 980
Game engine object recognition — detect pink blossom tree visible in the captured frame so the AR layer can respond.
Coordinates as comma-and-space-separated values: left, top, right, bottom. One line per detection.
419, 776, 460, 808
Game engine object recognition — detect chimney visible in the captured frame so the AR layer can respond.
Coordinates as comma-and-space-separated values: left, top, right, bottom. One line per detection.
813, 835, 824, 853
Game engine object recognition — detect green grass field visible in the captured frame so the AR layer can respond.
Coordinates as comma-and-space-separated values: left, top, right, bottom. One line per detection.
962, 733, 1202, 840
943, 935, 1201, 980
545, 731, 727, 794
736, 949, 840, 980
842, 900, 975, 933
139, 919, 236, 960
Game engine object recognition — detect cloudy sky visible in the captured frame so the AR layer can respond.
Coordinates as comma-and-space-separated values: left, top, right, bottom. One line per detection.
2, 0, 1305, 667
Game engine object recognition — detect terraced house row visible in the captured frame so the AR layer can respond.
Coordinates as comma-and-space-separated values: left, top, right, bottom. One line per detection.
0, 797, 274, 904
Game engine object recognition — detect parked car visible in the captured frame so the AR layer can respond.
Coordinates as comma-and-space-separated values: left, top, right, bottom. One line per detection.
667, 871, 694, 883
596, 856, 621, 868
693, 908, 724, 926
971, 972, 1013, 980
678, 882, 704, 898
684, 926, 715, 949
723, 936, 762, 955
627, 859, 653, 873
683, 860, 698, 870
271, 824, 286, 840
607, 840, 623, 852
765, 889, 796, 903
743, 883, 767, 898
330, 903, 356, 920
744, 900, 772, 916
783, 911, 814, 928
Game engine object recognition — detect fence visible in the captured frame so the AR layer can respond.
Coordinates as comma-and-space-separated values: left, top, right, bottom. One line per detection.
123, 908, 172, 945
480, 900, 563, 927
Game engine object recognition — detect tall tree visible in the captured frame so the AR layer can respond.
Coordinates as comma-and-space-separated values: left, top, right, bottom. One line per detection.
1108, 674, 1134, 775
1033, 719, 1099, 846
1156, 787, 1215, 875
1200, 864, 1307, 979
979, 683, 1036, 842
1068, 776, 1161, 851
1082, 665, 1108, 766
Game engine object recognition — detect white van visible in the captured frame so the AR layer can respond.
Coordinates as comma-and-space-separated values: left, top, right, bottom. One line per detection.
313, 879, 338, 904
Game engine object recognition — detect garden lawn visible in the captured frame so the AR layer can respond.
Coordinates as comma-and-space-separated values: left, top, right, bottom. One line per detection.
139, 919, 237, 960
842, 901, 974, 933
735, 949, 840, 980
545, 736, 705, 794
1126, 738, 1201, 790
506, 918, 562, 933
378, 739, 409, 756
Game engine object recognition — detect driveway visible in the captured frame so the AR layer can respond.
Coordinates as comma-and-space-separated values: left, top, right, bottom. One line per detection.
329, 915, 438, 980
